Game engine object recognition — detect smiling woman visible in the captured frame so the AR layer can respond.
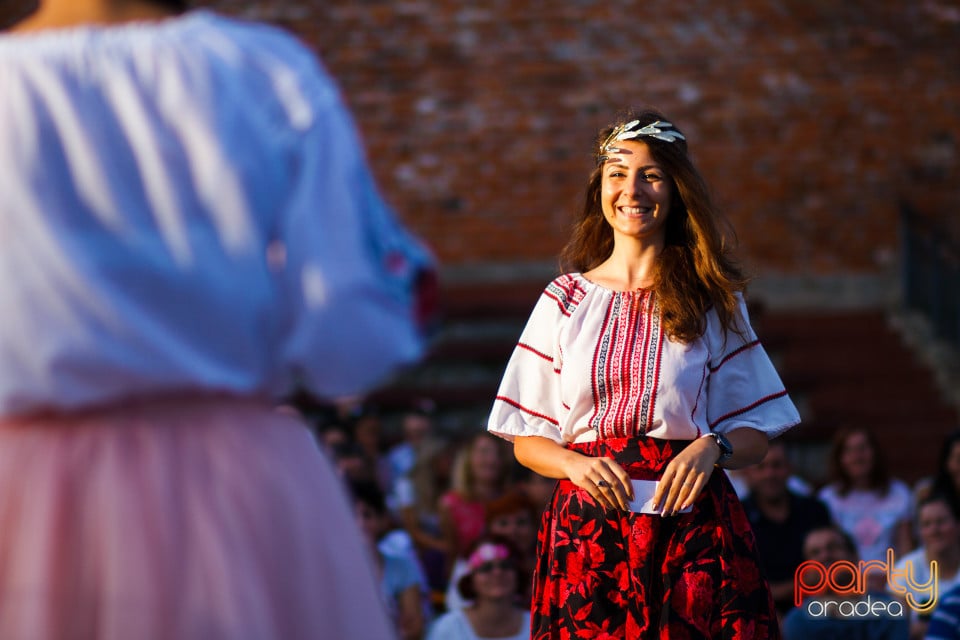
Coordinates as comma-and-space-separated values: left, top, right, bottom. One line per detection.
818, 427, 915, 564
426, 535, 530, 640
487, 109, 801, 639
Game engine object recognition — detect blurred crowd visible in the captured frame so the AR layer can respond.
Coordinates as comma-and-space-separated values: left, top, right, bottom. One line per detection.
732, 428, 960, 640
296, 394, 960, 640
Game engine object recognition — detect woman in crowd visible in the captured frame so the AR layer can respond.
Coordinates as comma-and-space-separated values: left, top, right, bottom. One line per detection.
427, 535, 530, 640
0, 0, 433, 637
445, 488, 539, 611
891, 493, 960, 640
488, 108, 800, 638
818, 427, 915, 563
397, 436, 458, 602
439, 431, 511, 558
915, 429, 960, 511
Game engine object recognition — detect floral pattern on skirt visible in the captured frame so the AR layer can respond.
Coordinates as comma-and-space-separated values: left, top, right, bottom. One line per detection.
531, 435, 780, 639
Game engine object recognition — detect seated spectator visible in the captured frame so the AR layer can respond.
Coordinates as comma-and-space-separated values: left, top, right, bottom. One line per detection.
728, 464, 813, 500
350, 479, 430, 640
914, 429, 960, 513
330, 439, 379, 485
514, 464, 558, 513
439, 431, 511, 558
426, 535, 530, 640
314, 419, 350, 457
890, 493, 960, 640
396, 437, 458, 605
818, 427, 914, 564
445, 489, 539, 611
485, 491, 538, 593
740, 440, 832, 615
387, 399, 437, 491
351, 405, 393, 492
926, 581, 960, 640
783, 525, 908, 640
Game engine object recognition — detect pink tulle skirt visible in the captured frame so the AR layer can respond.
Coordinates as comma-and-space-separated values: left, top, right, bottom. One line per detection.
0, 395, 394, 640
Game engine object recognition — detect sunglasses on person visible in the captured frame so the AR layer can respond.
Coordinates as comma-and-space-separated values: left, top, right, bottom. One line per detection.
474, 560, 514, 574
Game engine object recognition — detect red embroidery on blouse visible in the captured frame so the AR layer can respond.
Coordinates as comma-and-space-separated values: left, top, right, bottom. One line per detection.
589, 291, 663, 438
495, 395, 560, 426
613, 292, 641, 436
690, 362, 708, 435
639, 293, 663, 434
544, 275, 587, 317
588, 294, 617, 435
708, 390, 788, 428
518, 342, 553, 363
709, 339, 761, 372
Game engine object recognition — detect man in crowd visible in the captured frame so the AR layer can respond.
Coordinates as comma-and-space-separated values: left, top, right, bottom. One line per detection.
740, 440, 832, 614
782, 525, 908, 639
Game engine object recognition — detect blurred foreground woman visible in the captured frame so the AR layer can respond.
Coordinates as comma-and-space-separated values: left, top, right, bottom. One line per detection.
0, 1, 434, 638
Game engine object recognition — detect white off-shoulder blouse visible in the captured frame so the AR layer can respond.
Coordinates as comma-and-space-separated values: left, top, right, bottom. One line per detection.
0, 11, 432, 416
488, 274, 800, 444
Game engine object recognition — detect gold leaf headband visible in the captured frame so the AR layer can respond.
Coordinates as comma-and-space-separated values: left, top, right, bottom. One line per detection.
598, 119, 686, 164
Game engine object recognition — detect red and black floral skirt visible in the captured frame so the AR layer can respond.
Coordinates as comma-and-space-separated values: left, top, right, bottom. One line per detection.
531, 435, 779, 639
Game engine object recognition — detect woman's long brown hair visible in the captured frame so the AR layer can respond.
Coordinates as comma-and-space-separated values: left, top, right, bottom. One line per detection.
559, 108, 748, 342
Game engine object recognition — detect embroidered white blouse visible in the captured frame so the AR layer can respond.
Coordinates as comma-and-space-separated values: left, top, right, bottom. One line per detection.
488, 273, 800, 444
0, 11, 431, 416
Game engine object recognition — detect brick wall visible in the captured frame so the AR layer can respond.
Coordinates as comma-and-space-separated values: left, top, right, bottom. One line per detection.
203, 0, 959, 284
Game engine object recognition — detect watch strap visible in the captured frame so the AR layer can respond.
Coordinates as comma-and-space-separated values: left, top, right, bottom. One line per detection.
700, 432, 733, 465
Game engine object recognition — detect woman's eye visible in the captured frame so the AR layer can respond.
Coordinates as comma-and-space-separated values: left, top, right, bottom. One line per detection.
642, 173, 663, 182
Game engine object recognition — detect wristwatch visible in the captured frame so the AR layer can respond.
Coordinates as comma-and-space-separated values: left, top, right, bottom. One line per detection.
701, 432, 733, 466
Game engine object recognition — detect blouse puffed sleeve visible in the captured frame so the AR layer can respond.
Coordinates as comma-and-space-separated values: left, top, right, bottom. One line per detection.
274, 52, 434, 400
704, 293, 800, 438
487, 281, 569, 444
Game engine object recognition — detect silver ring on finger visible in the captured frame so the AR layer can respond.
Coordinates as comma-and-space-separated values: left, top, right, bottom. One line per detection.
597, 480, 611, 488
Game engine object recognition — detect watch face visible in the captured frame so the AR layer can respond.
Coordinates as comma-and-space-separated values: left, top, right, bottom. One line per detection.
716, 433, 733, 457
720, 434, 732, 451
